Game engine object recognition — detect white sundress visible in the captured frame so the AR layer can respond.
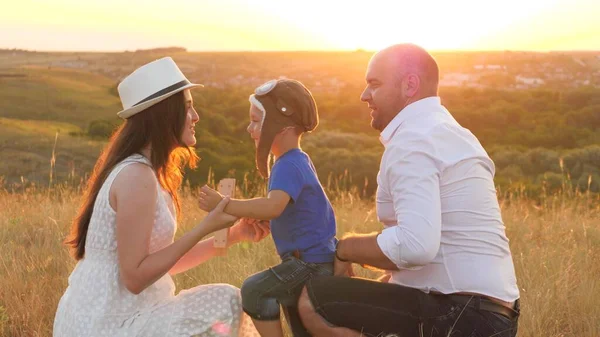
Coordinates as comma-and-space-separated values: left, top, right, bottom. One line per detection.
53, 154, 259, 337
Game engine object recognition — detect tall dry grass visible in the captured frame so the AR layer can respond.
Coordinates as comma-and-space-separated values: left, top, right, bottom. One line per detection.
0, 183, 598, 336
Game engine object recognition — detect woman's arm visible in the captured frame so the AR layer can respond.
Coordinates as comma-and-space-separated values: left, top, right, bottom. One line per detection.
167, 237, 225, 276
168, 218, 271, 275
113, 164, 235, 294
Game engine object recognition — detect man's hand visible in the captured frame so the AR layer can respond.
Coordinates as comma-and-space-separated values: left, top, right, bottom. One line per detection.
333, 258, 355, 277
376, 273, 391, 283
198, 185, 224, 212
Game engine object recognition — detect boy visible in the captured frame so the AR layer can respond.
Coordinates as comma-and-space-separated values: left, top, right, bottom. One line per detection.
199, 79, 337, 337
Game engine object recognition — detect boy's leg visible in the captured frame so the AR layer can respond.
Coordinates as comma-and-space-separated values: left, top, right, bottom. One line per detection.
241, 270, 285, 337
282, 304, 311, 337
242, 258, 325, 337
251, 319, 284, 337
282, 261, 332, 337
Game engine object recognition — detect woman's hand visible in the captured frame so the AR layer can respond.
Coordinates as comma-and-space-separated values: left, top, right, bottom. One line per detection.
201, 196, 238, 233
198, 185, 224, 212
230, 218, 271, 244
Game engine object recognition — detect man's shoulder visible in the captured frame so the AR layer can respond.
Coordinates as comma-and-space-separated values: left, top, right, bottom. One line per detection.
394, 116, 476, 145
386, 120, 490, 165
387, 120, 449, 151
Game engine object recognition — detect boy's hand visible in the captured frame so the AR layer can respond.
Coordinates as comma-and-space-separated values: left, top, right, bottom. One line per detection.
198, 185, 224, 212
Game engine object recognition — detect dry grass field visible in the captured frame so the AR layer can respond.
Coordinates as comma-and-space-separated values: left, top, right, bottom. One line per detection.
0, 182, 598, 336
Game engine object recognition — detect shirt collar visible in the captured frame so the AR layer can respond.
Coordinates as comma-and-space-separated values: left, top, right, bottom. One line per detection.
379, 96, 442, 145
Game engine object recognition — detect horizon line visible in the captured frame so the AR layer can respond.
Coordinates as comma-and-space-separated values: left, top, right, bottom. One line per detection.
3, 47, 600, 54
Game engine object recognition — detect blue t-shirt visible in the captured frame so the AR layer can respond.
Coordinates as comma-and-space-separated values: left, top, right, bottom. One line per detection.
268, 149, 337, 263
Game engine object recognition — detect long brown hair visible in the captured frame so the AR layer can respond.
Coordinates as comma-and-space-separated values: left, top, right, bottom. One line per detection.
65, 91, 198, 260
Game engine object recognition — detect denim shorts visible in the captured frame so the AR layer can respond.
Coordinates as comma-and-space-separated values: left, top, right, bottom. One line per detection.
241, 256, 333, 322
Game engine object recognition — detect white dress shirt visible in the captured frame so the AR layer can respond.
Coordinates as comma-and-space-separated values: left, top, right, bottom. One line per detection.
376, 96, 520, 302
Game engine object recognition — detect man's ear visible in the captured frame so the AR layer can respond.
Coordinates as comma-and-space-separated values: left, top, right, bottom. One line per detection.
405, 74, 420, 98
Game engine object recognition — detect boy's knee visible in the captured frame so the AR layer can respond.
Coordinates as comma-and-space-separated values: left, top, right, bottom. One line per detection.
240, 273, 262, 301
241, 272, 280, 321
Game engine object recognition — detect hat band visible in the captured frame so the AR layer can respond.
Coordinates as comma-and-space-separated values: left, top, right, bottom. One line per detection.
133, 79, 190, 107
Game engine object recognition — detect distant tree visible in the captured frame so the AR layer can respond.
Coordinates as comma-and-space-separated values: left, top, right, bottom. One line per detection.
88, 119, 120, 138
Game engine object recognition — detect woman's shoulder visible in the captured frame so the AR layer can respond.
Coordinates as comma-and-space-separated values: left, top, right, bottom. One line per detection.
121, 153, 152, 165
115, 161, 154, 183
110, 158, 156, 195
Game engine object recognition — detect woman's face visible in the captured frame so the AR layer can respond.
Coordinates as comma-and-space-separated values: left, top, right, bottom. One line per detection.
181, 89, 199, 146
247, 104, 263, 148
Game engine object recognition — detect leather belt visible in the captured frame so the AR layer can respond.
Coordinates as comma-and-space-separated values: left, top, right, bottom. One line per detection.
448, 295, 520, 319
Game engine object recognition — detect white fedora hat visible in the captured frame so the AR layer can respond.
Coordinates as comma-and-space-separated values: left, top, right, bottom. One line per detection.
117, 57, 203, 119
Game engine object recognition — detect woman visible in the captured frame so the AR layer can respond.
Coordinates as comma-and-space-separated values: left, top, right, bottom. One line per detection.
53, 57, 265, 336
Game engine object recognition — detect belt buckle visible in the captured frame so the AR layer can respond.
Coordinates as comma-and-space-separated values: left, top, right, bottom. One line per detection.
292, 250, 301, 260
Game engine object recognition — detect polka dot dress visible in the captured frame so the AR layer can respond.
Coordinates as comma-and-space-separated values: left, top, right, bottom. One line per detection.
53, 154, 259, 337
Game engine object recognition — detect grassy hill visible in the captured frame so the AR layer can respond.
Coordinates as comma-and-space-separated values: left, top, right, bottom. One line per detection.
1, 51, 599, 196
0, 117, 103, 186
0, 65, 120, 185
0, 66, 121, 127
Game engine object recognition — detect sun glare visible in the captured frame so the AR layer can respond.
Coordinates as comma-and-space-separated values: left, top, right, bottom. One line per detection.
0, 0, 598, 51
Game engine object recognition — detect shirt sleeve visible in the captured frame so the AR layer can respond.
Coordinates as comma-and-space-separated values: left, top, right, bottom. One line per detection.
268, 159, 304, 203
377, 133, 442, 269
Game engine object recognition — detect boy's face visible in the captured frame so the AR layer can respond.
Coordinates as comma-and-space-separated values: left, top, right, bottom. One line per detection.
247, 104, 263, 148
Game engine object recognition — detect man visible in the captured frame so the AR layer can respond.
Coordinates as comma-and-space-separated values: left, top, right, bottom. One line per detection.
297, 44, 520, 337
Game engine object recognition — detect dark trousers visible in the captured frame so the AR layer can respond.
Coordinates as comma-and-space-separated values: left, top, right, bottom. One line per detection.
305, 276, 520, 337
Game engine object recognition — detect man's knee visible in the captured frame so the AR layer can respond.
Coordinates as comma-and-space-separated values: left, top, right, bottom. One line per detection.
299, 285, 362, 337
298, 285, 331, 336
297, 286, 313, 320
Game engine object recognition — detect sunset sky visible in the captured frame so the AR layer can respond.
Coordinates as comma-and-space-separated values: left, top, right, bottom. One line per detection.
1, 0, 598, 52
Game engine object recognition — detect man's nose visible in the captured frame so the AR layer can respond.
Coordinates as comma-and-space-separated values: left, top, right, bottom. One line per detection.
360, 88, 370, 102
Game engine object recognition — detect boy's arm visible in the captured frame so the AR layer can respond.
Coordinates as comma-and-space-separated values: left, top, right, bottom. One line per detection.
199, 185, 290, 220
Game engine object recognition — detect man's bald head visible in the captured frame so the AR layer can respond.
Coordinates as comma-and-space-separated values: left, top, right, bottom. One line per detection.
375, 44, 439, 96
360, 44, 440, 131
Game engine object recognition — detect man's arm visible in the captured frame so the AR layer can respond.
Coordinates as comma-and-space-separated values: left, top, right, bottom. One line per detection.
340, 136, 443, 272
335, 232, 399, 271
376, 137, 443, 269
